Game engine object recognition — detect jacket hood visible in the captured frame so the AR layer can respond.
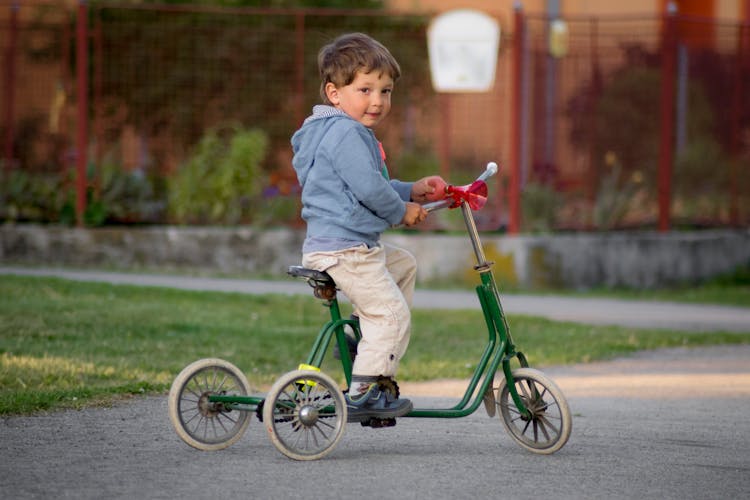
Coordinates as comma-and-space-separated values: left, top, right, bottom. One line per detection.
291, 105, 352, 186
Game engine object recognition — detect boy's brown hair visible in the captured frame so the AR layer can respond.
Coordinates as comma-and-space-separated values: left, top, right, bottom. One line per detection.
317, 32, 401, 104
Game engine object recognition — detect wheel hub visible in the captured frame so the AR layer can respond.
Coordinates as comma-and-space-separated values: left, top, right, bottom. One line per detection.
298, 405, 319, 426
198, 392, 223, 417
519, 395, 548, 421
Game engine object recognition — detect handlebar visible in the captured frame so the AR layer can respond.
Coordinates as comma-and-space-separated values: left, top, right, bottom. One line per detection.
424, 162, 498, 212
423, 199, 452, 213
477, 161, 498, 182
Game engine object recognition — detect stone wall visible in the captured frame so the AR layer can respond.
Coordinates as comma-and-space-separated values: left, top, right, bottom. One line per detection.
2, 224, 749, 289
0, 225, 304, 277
386, 230, 750, 289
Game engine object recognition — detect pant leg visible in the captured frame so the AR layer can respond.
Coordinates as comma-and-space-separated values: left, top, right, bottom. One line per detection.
345, 243, 416, 334
382, 243, 417, 361
383, 242, 417, 308
302, 244, 412, 377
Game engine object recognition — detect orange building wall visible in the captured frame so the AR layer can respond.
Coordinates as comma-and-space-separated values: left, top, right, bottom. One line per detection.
387, 0, 745, 19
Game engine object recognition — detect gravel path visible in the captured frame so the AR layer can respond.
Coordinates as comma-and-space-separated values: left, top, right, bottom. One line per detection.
2, 345, 749, 499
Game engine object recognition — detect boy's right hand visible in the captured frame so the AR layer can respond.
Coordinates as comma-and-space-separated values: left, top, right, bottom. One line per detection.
401, 202, 428, 226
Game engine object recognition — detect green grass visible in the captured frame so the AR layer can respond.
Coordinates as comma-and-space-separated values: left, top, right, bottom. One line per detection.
1, 275, 748, 415
448, 279, 750, 308
428, 262, 750, 307
560, 282, 750, 307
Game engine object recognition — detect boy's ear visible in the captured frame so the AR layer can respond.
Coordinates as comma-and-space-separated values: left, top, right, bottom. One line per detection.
324, 82, 340, 106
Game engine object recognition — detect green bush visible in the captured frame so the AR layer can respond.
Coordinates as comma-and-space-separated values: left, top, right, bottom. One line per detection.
592, 154, 643, 230
97, 162, 165, 223
566, 46, 734, 229
522, 182, 562, 233
58, 186, 104, 226
0, 169, 64, 222
168, 124, 268, 224
0, 158, 165, 226
673, 138, 729, 225
59, 162, 165, 226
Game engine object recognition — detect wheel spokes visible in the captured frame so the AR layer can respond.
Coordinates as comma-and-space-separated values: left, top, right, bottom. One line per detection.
181, 368, 246, 442
274, 382, 334, 453
504, 376, 563, 446
265, 372, 347, 459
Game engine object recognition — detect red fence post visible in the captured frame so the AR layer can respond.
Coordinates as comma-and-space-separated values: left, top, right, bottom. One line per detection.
76, 0, 89, 227
587, 17, 603, 214
508, 3, 524, 234
2, 1, 19, 171
729, 21, 748, 226
657, 3, 678, 232
294, 12, 305, 128
93, 10, 103, 198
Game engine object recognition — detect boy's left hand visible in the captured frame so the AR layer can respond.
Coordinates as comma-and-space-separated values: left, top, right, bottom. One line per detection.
411, 176, 448, 203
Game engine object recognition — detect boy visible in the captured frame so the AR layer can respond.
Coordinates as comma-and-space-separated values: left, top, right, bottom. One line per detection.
291, 32, 447, 424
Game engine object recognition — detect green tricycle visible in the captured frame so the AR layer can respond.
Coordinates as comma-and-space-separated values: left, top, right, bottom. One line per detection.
168, 162, 572, 460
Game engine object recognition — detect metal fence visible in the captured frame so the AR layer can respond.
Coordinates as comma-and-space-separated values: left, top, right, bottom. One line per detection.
2, 1, 748, 231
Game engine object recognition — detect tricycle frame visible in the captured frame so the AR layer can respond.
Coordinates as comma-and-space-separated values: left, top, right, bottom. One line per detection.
206, 202, 530, 420
170, 165, 571, 459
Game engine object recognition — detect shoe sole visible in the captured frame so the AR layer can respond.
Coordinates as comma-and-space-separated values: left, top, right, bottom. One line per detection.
346, 401, 413, 423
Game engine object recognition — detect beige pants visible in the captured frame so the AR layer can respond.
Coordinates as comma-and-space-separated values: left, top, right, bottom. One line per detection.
302, 243, 416, 377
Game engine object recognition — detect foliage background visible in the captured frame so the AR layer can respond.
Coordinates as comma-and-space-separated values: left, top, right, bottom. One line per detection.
1, 1, 748, 229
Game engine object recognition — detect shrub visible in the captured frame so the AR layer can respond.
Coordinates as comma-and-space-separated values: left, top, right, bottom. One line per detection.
168, 124, 268, 224
0, 169, 64, 222
522, 182, 562, 233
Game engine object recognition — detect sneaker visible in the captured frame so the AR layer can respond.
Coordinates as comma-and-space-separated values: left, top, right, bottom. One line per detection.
345, 384, 413, 423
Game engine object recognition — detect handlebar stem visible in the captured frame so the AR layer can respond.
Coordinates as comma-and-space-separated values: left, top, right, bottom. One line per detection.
460, 201, 489, 269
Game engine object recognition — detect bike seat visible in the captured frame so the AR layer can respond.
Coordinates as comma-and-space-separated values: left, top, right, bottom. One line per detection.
288, 266, 337, 300
287, 266, 335, 286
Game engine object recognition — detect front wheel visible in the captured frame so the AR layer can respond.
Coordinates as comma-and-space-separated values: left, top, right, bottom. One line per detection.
496, 367, 572, 454
168, 358, 252, 451
263, 369, 347, 461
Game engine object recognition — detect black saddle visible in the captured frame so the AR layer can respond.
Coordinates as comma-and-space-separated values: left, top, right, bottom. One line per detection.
288, 266, 337, 299
287, 265, 335, 285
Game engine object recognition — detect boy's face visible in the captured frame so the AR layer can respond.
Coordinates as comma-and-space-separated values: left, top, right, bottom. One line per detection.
325, 70, 394, 128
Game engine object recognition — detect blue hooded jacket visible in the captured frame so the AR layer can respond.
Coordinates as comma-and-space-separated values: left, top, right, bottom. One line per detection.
291, 105, 413, 251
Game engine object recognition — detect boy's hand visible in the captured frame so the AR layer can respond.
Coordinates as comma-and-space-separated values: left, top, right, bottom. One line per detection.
411, 176, 448, 203
401, 202, 428, 226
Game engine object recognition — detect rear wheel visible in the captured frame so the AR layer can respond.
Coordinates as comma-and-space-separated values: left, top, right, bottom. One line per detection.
263, 369, 347, 461
168, 358, 252, 451
496, 367, 571, 454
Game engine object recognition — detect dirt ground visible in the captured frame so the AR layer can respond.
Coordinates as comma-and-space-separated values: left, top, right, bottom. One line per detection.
401, 344, 750, 398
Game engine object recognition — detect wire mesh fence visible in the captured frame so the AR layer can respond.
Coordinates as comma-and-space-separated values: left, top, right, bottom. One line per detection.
1, 1, 748, 230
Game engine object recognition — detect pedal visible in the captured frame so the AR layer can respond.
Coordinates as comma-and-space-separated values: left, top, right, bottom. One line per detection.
361, 417, 397, 428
